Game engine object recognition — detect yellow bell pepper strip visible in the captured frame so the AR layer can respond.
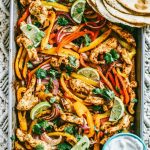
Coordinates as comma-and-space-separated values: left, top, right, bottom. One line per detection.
71, 73, 99, 87
37, 91, 53, 100
15, 47, 23, 80
128, 47, 136, 60
74, 102, 95, 138
78, 29, 112, 53
116, 68, 127, 78
60, 72, 83, 103
118, 39, 131, 50
22, 55, 29, 79
19, 49, 27, 70
41, 11, 56, 50
40, 47, 79, 59
48, 132, 77, 143
41, 1, 69, 12
28, 58, 51, 85
93, 111, 110, 123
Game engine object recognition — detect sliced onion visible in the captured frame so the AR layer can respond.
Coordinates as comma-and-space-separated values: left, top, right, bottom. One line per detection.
41, 79, 49, 84
37, 78, 41, 84
27, 15, 32, 24
52, 79, 59, 95
41, 64, 51, 70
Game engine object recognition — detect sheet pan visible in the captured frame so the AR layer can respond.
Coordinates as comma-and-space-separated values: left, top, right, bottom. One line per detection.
8, 0, 145, 149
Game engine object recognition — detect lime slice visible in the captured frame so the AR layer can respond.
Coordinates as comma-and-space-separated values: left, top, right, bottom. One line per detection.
71, 0, 86, 23
71, 136, 90, 150
109, 97, 125, 122
77, 67, 100, 81
20, 24, 44, 47
30, 102, 51, 120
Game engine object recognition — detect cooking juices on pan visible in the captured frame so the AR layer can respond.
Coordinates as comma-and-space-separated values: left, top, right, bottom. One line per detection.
14, 0, 138, 149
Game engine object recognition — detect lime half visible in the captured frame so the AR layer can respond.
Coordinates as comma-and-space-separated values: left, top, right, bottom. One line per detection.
20, 24, 44, 47
109, 97, 125, 122
77, 67, 100, 81
71, 0, 86, 23
71, 136, 90, 150
30, 101, 51, 120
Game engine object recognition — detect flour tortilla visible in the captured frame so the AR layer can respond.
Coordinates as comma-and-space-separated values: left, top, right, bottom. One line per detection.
105, 0, 133, 14
95, 0, 144, 27
103, 0, 150, 25
116, 0, 150, 14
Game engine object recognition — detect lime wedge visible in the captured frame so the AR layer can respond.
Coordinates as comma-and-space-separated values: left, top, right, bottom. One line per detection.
71, 136, 90, 150
109, 97, 125, 122
30, 102, 51, 120
20, 24, 45, 47
77, 67, 100, 81
71, 0, 86, 23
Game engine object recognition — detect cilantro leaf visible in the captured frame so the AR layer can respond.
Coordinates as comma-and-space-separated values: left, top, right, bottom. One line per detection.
68, 56, 77, 67
64, 125, 76, 134
36, 68, 47, 79
50, 97, 56, 104
104, 49, 119, 64
32, 120, 52, 135
47, 69, 60, 79
92, 105, 103, 112
131, 98, 138, 103
35, 144, 44, 150
57, 142, 72, 150
92, 88, 115, 100
84, 34, 91, 46
57, 17, 69, 26
65, 65, 73, 75
27, 62, 33, 69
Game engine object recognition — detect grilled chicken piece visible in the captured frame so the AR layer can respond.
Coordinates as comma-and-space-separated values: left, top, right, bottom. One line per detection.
29, 0, 48, 25
69, 79, 94, 95
17, 75, 39, 111
107, 22, 136, 47
84, 95, 105, 105
16, 129, 52, 150
105, 115, 131, 134
17, 34, 39, 61
90, 38, 118, 64
60, 112, 85, 125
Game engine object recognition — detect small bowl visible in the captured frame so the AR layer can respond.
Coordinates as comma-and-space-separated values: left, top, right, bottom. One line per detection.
102, 133, 147, 150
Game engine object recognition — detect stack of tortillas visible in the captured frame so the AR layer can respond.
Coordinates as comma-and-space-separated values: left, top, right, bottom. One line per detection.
87, 0, 150, 27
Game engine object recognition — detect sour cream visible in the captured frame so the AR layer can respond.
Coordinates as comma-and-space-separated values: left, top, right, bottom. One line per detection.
103, 133, 147, 150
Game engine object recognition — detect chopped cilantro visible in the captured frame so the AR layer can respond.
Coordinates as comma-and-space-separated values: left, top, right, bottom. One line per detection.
27, 24, 32, 31
57, 17, 69, 26
53, 118, 60, 125
92, 105, 103, 112
35, 144, 44, 150
27, 45, 34, 49
32, 120, 52, 135
36, 68, 47, 79
57, 142, 72, 150
34, 21, 41, 28
65, 65, 73, 75
131, 98, 138, 103
10, 135, 16, 141
64, 125, 76, 134
94, 126, 99, 133
104, 49, 119, 64
73, 37, 84, 46
50, 97, 56, 104
47, 69, 60, 79
115, 86, 120, 93
69, 56, 77, 67
92, 88, 115, 100
84, 34, 91, 46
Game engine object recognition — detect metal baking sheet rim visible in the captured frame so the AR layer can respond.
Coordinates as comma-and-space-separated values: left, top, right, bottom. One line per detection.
8, 0, 145, 149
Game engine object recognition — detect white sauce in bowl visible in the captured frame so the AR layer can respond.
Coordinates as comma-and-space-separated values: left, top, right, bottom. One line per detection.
105, 135, 144, 150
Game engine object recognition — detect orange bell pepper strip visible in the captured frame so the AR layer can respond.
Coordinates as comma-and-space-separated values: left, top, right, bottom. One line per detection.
57, 30, 94, 53
74, 102, 95, 138
107, 73, 116, 87
19, 49, 27, 70
112, 68, 129, 104
22, 55, 29, 79
78, 29, 112, 53
27, 58, 51, 85
41, 11, 56, 50
40, 47, 79, 59
97, 67, 119, 97
18, 7, 30, 26
71, 72, 99, 87
79, 54, 89, 67
48, 132, 77, 143
41, 1, 69, 12
60, 72, 83, 103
